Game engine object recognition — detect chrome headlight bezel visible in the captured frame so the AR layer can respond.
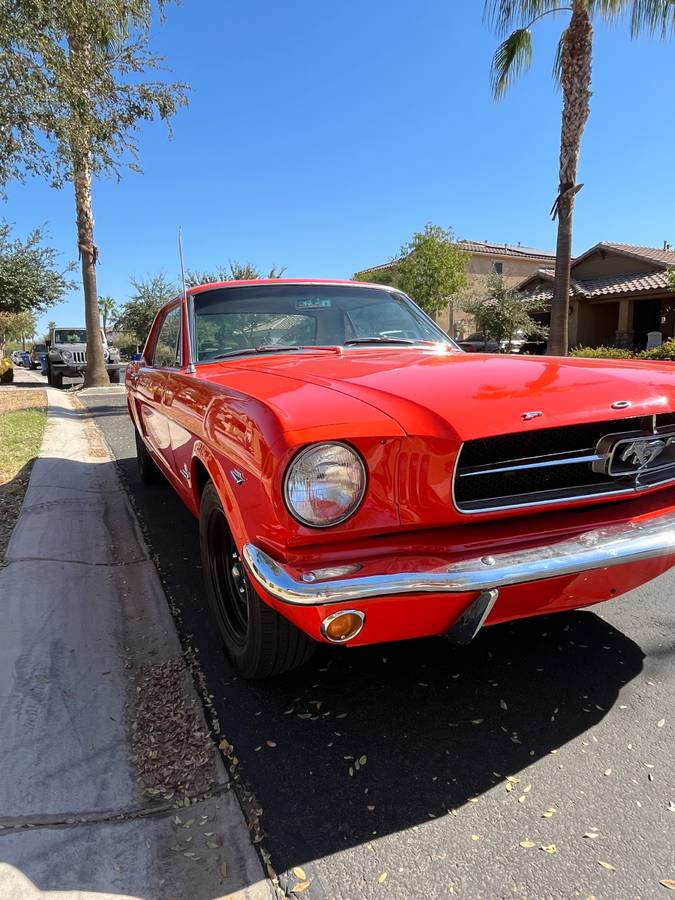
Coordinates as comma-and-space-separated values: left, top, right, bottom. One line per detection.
61, 349, 72, 362
283, 441, 367, 528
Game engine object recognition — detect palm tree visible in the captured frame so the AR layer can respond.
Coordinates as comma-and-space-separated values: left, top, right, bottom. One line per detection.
486, 1, 675, 356
98, 295, 118, 334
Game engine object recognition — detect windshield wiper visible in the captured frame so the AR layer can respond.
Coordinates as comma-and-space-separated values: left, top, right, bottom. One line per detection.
213, 345, 337, 360
344, 337, 418, 346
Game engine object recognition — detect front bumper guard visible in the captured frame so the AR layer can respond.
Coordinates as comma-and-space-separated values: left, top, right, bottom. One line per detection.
243, 508, 675, 607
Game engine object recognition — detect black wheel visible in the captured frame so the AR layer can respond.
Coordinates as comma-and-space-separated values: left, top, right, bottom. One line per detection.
51, 369, 63, 389
109, 369, 121, 384
134, 427, 163, 484
199, 482, 314, 678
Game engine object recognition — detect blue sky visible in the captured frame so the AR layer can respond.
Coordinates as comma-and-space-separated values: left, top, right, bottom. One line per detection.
6, 1, 675, 334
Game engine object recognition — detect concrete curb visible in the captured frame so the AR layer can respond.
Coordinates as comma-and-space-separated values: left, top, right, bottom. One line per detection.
0, 387, 273, 900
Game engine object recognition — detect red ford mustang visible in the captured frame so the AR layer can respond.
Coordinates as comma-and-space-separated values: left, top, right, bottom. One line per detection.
127, 279, 675, 677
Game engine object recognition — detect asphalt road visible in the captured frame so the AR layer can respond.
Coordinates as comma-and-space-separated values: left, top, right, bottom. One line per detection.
80, 389, 675, 900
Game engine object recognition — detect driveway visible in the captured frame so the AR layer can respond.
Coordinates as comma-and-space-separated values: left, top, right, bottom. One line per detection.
80, 392, 675, 900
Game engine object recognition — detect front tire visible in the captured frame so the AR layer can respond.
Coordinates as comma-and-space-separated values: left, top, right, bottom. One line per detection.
199, 482, 314, 678
51, 369, 63, 389
134, 427, 163, 484
109, 369, 121, 384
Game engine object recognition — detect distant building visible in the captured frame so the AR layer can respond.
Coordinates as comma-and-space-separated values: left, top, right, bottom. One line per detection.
360, 239, 555, 339
518, 242, 675, 350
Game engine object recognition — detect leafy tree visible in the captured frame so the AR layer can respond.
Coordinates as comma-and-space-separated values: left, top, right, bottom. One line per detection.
394, 224, 468, 317
0, 311, 36, 354
185, 262, 287, 287
115, 274, 177, 346
0, 223, 73, 315
463, 274, 548, 351
486, 0, 675, 356
98, 295, 119, 333
0, 1, 188, 385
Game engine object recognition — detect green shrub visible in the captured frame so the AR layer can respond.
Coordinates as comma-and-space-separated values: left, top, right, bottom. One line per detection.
638, 339, 675, 361
570, 346, 634, 359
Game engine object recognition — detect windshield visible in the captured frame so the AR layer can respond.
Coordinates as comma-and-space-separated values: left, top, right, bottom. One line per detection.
193, 284, 453, 362
32, 344, 47, 352
54, 329, 87, 344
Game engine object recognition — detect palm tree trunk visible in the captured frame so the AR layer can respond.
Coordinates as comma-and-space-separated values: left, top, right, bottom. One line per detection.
67, 31, 108, 387
73, 157, 108, 386
548, 1, 592, 357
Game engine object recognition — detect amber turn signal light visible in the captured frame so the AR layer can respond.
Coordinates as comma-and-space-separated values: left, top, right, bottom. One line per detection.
320, 610, 365, 644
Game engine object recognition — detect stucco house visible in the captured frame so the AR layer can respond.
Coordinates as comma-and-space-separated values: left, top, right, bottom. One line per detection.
518, 242, 675, 350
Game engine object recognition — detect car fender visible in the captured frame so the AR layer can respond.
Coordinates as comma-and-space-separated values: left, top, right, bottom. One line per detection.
191, 440, 249, 550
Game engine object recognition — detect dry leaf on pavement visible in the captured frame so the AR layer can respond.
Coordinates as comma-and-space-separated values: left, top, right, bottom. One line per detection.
598, 861, 615, 871
293, 867, 307, 880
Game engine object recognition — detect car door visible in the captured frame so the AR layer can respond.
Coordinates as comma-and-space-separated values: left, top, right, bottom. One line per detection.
135, 303, 183, 477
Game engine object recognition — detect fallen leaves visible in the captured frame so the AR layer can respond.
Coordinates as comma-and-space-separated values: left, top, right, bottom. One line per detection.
377, 872, 388, 884
657, 718, 666, 728
660, 880, 675, 891
540, 844, 557, 855
584, 832, 600, 840
598, 861, 615, 871
292, 880, 311, 894
519, 840, 535, 849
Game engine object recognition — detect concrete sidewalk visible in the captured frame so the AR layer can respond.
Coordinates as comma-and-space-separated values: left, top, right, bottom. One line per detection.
0, 387, 272, 900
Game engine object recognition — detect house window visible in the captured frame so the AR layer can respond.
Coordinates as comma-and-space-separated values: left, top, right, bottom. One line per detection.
493, 262, 503, 275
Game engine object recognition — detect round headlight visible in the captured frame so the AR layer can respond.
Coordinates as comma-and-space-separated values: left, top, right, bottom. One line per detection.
284, 442, 367, 527
61, 350, 72, 362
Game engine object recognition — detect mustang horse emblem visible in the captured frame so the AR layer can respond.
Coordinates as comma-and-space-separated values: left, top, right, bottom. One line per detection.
620, 438, 668, 471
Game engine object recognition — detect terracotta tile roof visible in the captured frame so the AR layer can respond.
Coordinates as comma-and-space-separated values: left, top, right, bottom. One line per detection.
362, 239, 555, 273
597, 242, 675, 267
455, 240, 555, 261
522, 270, 672, 303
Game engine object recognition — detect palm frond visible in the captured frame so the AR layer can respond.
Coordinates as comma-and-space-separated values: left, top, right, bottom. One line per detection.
552, 26, 567, 89
484, 1, 562, 37
628, 0, 675, 37
491, 28, 534, 97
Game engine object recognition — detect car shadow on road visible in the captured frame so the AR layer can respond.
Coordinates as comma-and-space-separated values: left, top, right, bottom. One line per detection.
110, 449, 645, 885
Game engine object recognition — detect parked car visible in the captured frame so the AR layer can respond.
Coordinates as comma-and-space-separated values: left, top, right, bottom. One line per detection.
29, 342, 48, 370
458, 332, 500, 353
127, 279, 675, 678
46, 326, 124, 388
500, 329, 528, 353
11, 350, 24, 366
519, 336, 548, 355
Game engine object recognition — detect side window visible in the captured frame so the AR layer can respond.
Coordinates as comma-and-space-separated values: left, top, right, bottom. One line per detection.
152, 307, 182, 368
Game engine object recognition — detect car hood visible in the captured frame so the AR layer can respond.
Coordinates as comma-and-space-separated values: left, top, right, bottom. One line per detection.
232, 349, 675, 441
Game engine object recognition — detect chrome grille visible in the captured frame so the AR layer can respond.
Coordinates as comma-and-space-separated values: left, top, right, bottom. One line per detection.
454, 414, 675, 513
71, 350, 86, 364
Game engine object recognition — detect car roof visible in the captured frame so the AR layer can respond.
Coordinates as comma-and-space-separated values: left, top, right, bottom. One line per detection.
187, 278, 387, 297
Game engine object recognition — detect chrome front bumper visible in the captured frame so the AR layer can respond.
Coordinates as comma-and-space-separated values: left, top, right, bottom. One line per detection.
243, 508, 675, 606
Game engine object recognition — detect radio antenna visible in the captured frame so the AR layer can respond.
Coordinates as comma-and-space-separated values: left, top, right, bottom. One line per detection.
178, 227, 196, 374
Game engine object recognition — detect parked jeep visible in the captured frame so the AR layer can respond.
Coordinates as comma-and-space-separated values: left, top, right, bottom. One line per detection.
46, 326, 124, 388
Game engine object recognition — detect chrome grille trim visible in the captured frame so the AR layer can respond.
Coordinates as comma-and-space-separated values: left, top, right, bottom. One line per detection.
453, 414, 675, 514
